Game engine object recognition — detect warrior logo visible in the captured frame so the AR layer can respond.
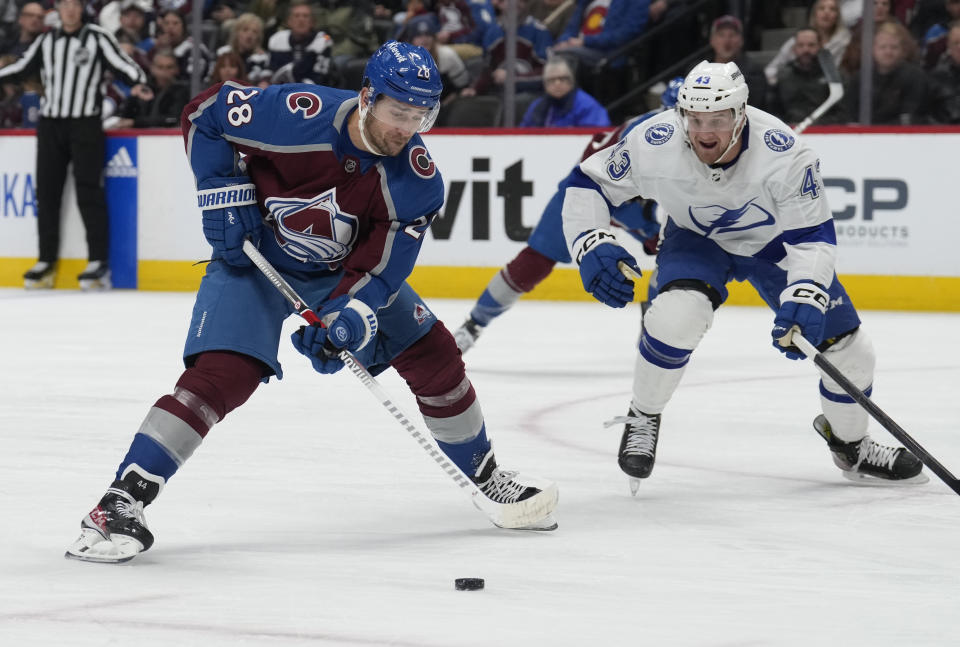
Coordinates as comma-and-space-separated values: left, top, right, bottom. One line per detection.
409, 145, 436, 178
286, 91, 322, 119
264, 189, 360, 263
644, 123, 675, 145
688, 197, 775, 237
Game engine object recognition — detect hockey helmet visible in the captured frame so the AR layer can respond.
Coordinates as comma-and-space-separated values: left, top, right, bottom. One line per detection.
362, 40, 442, 133
676, 60, 748, 123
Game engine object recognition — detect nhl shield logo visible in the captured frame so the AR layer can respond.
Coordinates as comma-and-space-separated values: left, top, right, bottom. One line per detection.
264, 189, 360, 263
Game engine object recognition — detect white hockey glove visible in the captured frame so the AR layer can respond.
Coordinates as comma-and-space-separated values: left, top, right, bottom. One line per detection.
573, 229, 641, 308
772, 281, 829, 360
197, 176, 261, 267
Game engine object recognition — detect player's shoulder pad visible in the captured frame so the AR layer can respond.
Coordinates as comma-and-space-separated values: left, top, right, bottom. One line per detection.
379, 134, 445, 221
747, 106, 799, 154
630, 110, 680, 149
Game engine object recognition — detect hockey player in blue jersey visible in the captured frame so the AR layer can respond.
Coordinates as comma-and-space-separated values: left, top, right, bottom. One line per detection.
65, 41, 558, 564
562, 61, 926, 493
453, 78, 684, 353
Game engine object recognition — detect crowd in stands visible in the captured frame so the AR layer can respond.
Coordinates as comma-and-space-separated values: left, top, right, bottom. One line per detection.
0, 0, 958, 129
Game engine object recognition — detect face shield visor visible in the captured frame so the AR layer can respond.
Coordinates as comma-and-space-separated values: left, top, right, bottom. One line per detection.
366, 92, 440, 135
681, 109, 738, 134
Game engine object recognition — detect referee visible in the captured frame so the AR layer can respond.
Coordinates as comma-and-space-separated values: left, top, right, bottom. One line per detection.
0, 0, 148, 290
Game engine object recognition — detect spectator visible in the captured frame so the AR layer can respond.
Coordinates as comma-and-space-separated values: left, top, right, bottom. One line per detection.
518, 55, 609, 126
267, 0, 335, 85
434, 0, 484, 61
110, 48, 190, 128
152, 10, 213, 83
846, 20, 927, 123
402, 13, 469, 101
0, 52, 23, 127
217, 12, 272, 87
2, 2, 46, 58
207, 50, 247, 86
709, 15, 767, 109
769, 27, 848, 125
926, 21, 960, 122
553, 0, 648, 70
840, 0, 906, 75
314, 0, 381, 67
114, 0, 150, 51
461, 0, 552, 97
766, 0, 851, 86
921, 0, 960, 68
529, 0, 575, 40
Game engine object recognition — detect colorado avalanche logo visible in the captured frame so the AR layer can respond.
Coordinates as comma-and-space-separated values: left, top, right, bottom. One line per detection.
644, 123, 675, 145
763, 129, 795, 152
688, 197, 776, 236
286, 91, 322, 119
409, 145, 436, 179
264, 189, 359, 263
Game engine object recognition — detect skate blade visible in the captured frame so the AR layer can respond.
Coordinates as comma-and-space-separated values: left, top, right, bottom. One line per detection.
840, 470, 931, 486
628, 478, 641, 496
24, 277, 54, 290
79, 277, 112, 291
64, 529, 143, 564
493, 513, 558, 531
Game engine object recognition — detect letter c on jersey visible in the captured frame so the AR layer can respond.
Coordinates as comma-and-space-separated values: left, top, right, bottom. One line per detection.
287, 92, 322, 119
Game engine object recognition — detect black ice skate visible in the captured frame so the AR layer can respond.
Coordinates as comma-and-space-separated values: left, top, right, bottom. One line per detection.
23, 261, 56, 289
65, 467, 163, 563
77, 261, 112, 291
453, 317, 484, 354
471, 449, 558, 531
813, 415, 928, 485
606, 407, 661, 496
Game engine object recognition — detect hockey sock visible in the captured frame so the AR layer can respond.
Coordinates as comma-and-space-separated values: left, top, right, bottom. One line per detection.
116, 433, 179, 483
469, 247, 555, 325
436, 425, 491, 476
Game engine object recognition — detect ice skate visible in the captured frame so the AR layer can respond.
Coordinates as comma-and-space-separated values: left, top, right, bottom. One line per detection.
453, 317, 484, 354
23, 261, 56, 289
471, 450, 558, 530
606, 407, 661, 495
77, 261, 112, 291
65, 466, 163, 563
812, 415, 928, 485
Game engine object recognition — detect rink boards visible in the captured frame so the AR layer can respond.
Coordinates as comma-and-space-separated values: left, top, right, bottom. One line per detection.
0, 127, 957, 311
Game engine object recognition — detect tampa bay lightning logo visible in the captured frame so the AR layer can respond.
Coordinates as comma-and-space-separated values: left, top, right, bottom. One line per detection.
264, 189, 359, 263
688, 197, 776, 236
644, 123, 675, 145
763, 129, 795, 152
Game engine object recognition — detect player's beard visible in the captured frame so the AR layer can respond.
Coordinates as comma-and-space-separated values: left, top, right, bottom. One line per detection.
366, 119, 411, 157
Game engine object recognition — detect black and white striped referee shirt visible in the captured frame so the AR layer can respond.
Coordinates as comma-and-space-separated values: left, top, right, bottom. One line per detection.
0, 22, 146, 119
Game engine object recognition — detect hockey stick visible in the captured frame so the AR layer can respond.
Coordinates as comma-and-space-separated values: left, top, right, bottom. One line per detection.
788, 329, 960, 496
240, 240, 556, 526
793, 49, 844, 134
240, 240, 479, 493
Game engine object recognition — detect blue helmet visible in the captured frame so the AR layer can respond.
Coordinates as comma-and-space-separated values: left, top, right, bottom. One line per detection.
661, 76, 685, 109
362, 40, 443, 132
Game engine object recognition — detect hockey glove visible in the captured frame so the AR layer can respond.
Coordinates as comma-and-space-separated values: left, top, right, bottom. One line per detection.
573, 229, 641, 308
772, 281, 829, 360
198, 176, 261, 267
291, 297, 379, 374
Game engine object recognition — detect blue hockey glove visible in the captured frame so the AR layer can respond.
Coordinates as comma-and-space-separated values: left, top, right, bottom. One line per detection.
197, 176, 261, 267
772, 281, 829, 360
291, 297, 379, 374
573, 229, 641, 308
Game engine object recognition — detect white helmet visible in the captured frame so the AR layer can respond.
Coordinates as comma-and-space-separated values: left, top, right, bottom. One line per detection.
676, 60, 749, 163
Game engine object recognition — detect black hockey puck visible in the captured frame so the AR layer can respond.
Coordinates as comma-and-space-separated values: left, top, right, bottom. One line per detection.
454, 578, 485, 591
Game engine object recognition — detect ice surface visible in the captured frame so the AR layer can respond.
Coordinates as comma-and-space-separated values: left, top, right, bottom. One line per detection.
1, 288, 958, 646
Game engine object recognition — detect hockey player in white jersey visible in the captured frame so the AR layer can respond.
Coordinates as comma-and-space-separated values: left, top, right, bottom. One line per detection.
561, 60, 927, 492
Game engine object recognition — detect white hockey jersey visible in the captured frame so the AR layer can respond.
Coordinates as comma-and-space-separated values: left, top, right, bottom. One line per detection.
562, 106, 837, 288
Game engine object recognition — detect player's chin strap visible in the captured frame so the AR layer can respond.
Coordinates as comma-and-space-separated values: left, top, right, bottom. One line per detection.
710, 112, 746, 165
785, 327, 960, 497
357, 92, 387, 157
